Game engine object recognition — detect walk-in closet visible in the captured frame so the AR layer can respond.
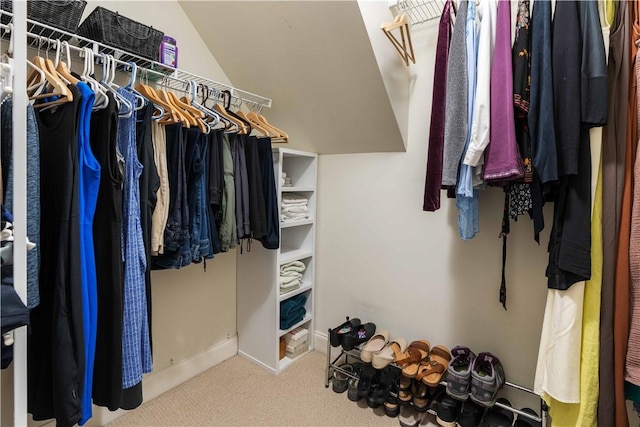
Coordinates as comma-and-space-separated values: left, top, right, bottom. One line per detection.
1, 0, 638, 426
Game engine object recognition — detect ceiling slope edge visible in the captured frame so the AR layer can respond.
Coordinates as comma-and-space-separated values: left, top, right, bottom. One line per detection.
179, 1, 407, 155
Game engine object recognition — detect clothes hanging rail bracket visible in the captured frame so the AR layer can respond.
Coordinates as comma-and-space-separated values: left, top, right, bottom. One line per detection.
0, 10, 272, 111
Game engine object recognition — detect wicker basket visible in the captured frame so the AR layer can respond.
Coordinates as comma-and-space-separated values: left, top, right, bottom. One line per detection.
1, 0, 87, 36
77, 6, 164, 60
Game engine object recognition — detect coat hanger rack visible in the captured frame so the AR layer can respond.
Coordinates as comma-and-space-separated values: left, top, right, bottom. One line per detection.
0, 10, 272, 112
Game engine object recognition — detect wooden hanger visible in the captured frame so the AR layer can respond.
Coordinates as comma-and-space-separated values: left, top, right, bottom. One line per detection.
247, 111, 289, 143
135, 83, 179, 124
28, 55, 73, 108
175, 93, 209, 134
237, 111, 271, 136
214, 102, 247, 133
381, 14, 415, 66
54, 40, 78, 85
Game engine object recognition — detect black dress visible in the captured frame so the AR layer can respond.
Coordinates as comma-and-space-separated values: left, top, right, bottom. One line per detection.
90, 92, 124, 410
29, 85, 84, 427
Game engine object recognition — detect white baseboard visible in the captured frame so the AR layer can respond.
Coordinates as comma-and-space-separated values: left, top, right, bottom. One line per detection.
314, 330, 329, 354
237, 350, 277, 374
84, 336, 238, 426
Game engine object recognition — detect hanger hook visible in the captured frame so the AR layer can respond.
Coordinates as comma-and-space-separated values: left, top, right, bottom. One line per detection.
54, 39, 61, 66
6, 23, 13, 56
126, 61, 137, 88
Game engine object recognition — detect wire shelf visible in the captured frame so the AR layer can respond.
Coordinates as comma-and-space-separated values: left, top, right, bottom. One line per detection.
396, 0, 445, 25
0, 10, 272, 110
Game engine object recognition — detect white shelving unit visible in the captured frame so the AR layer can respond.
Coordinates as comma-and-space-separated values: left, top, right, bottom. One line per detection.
237, 148, 318, 373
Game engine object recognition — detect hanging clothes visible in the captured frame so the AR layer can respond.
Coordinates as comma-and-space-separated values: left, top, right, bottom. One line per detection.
206, 129, 223, 256
185, 127, 206, 262
245, 135, 267, 241
76, 81, 100, 426
455, 0, 479, 242
529, 0, 558, 192
90, 91, 124, 411
423, 0, 454, 211
232, 133, 251, 241
135, 102, 160, 355
257, 136, 280, 250
483, 0, 523, 183
150, 121, 169, 256
117, 88, 152, 411
220, 132, 237, 252
28, 84, 84, 427
0, 100, 40, 309
441, 0, 469, 188
600, 2, 630, 424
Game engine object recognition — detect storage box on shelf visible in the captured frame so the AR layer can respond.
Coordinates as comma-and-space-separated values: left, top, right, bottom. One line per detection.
237, 148, 317, 373
324, 334, 549, 425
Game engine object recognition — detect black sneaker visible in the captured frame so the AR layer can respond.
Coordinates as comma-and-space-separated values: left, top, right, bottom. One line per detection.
357, 364, 377, 398
331, 364, 353, 393
457, 400, 485, 427
435, 394, 462, 426
347, 377, 360, 402
329, 317, 361, 347
368, 366, 399, 408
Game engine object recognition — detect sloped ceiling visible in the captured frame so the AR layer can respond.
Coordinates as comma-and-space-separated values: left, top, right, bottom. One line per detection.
179, 1, 406, 155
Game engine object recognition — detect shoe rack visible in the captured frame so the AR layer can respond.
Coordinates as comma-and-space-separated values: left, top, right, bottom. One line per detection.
237, 148, 317, 373
324, 335, 550, 425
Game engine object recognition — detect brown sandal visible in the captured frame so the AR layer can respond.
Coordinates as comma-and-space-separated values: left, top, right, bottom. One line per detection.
420, 345, 451, 386
400, 340, 431, 378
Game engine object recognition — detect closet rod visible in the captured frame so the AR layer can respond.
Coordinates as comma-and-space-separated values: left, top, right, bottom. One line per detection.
0, 10, 272, 111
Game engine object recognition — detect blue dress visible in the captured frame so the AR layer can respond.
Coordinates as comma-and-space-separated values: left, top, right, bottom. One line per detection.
117, 88, 153, 390
76, 82, 101, 425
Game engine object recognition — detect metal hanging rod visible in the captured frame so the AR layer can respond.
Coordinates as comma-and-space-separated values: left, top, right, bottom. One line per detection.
394, 0, 445, 25
0, 10, 272, 110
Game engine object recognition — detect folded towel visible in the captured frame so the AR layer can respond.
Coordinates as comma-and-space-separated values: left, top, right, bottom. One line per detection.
280, 275, 301, 286
280, 261, 306, 273
280, 272, 303, 280
280, 307, 306, 329
280, 294, 307, 318
282, 205, 308, 213
282, 172, 288, 178
282, 194, 308, 204
280, 283, 301, 295
280, 278, 301, 289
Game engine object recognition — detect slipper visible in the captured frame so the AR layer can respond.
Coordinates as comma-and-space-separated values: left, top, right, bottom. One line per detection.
329, 317, 361, 347
398, 376, 413, 403
371, 337, 407, 369
401, 340, 430, 378
341, 322, 376, 351
420, 345, 451, 387
360, 330, 390, 363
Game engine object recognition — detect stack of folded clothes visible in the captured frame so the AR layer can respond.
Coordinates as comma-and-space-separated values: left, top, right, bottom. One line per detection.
281, 194, 309, 222
281, 172, 293, 187
280, 260, 306, 294
280, 294, 307, 330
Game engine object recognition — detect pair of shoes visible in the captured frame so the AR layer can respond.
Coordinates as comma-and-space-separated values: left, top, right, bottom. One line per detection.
367, 366, 399, 408
398, 375, 413, 404
331, 363, 353, 393
343, 323, 377, 351
435, 392, 462, 427
329, 317, 361, 347
482, 398, 513, 427
416, 345, 452, 387
360, 330, 390, 363
370, 337, 408, 369
446, 346, 476, 400
384, 378, 401, 417
399, 405, 426, 427
469, 352, 505, 407
400, 340, 431, 377
456, 400, 485, 427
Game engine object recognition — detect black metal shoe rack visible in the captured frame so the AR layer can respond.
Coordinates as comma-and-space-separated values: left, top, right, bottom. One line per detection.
324, 329, 550, 426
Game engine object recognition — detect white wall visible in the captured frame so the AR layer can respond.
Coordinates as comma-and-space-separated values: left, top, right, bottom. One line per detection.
1, 1, 239, 425
315, 1, 550, 410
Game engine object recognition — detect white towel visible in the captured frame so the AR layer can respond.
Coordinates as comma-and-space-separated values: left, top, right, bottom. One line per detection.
282, 172, 288, 178
282, 194, 308, 204
280, 261, 306, 272
280, 271, 304, 279
280, 275, 300, 286
282, 205, 308, 214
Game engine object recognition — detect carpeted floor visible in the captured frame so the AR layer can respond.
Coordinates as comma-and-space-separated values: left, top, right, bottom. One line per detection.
106, 351, 413, 427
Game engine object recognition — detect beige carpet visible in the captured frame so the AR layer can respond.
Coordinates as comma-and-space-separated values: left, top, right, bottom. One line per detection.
106, 351, 407, 427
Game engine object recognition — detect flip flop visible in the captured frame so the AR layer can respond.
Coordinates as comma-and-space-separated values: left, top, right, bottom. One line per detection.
372, 337, 407, 369
420, 345, 451, 386
360, 330, 390, 363
401, 340, 430, 378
